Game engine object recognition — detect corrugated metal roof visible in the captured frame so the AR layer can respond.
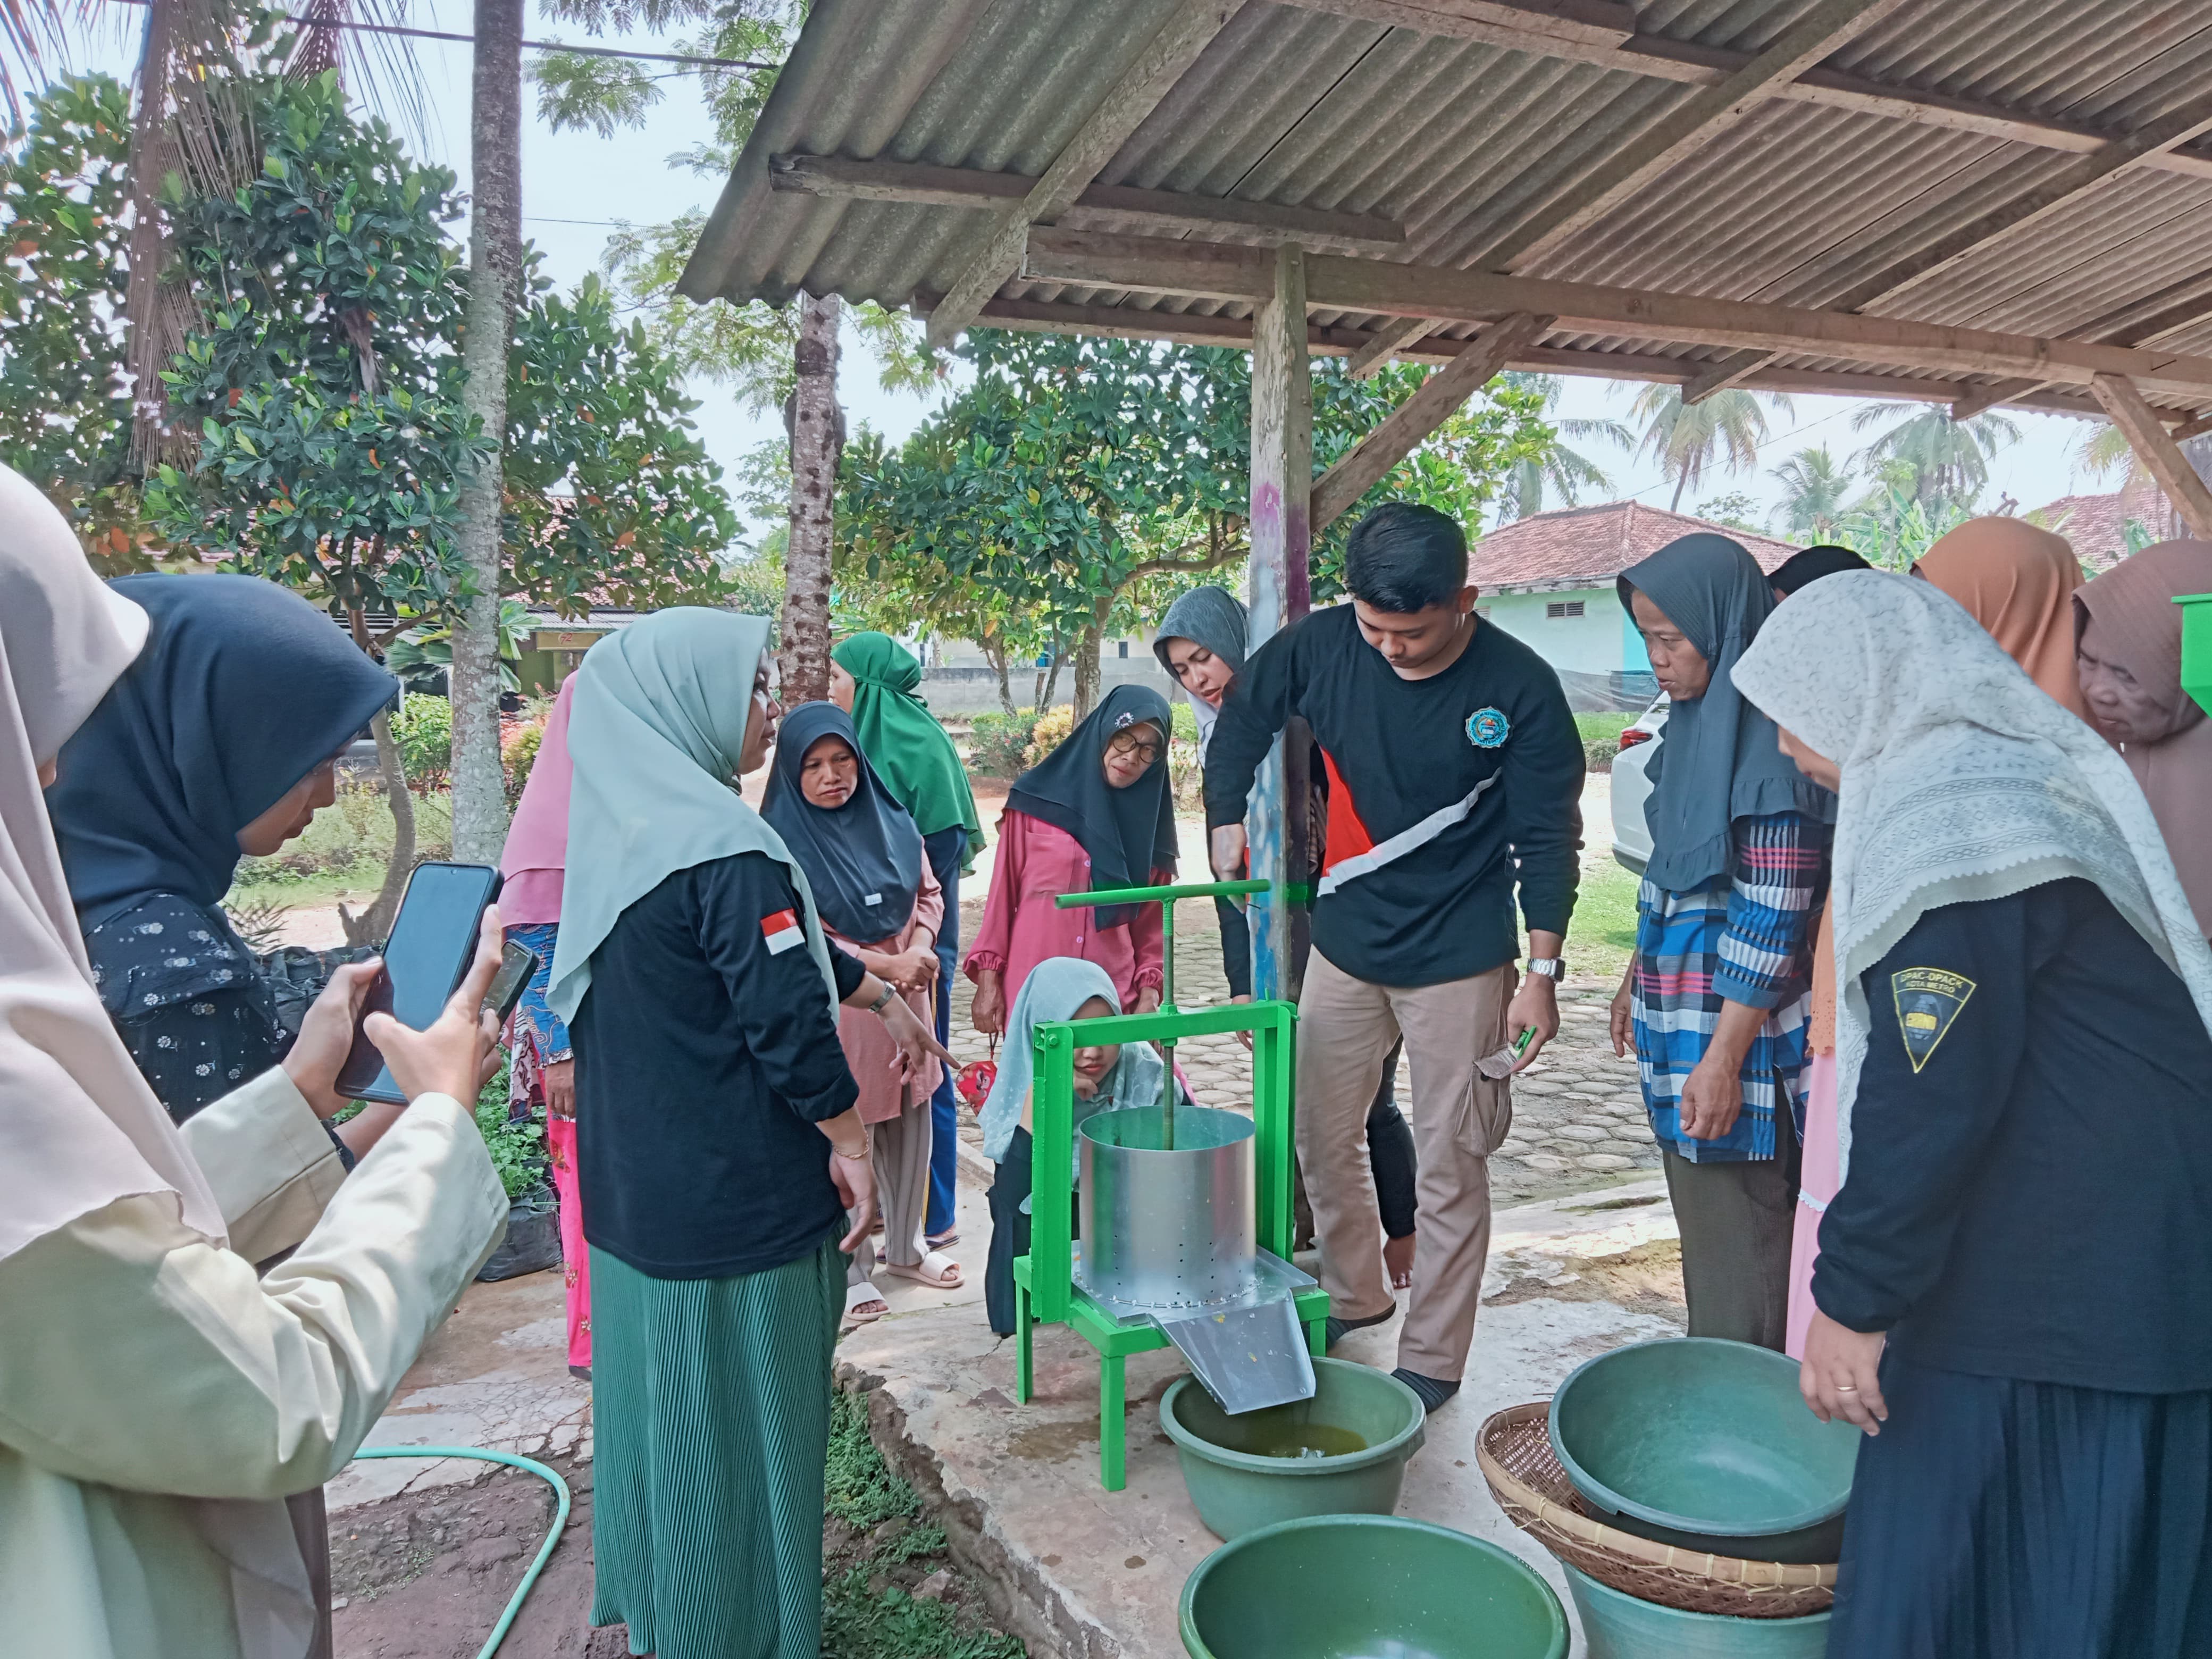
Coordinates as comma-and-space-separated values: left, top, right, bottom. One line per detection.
681, 0, 2212, 417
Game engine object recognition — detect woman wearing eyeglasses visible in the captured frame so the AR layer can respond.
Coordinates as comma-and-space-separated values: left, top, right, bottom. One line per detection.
965, 686, 1178, 1039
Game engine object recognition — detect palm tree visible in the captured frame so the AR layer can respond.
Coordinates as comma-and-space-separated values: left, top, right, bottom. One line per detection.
2075, 419, 2152, 492
1629, 383, 1793, 511
1497, 373, 1631, 520
1769, 446, 1854, 541
1848, 402, 2019, 514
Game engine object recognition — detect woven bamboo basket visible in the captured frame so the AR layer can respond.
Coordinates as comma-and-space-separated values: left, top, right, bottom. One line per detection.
1477, 1402, 1836, 1620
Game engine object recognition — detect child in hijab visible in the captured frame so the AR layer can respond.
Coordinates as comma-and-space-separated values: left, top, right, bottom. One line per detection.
47, 574, 398, 1123
1156, 584, 1421, 1288
764, 701, 957, 1324
498, 676, 591, 1376
831, 632, 983, 1252
0, 462, 508, 1659
978, 956, 1179, 1336
2075, 539, 2212, 937
1736, 571, 2212, 1659
1913, 516, 2089, 717
1614, 534, 1834, 1352
965, 685, 1177, 1035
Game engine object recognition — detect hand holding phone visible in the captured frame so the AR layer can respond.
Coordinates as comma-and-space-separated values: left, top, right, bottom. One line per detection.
364, 908, 507, 1106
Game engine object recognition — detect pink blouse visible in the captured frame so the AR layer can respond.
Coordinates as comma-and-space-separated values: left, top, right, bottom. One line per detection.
826, 862, 945, 1126
962, 810, 1166, 1015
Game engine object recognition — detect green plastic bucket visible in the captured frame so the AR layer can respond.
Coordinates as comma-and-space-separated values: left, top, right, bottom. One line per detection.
1549, 1338, 1858, 1563
1182, 1514, 1569, 1659
1161, 1357, 1425, 1539
1565, 1565, 1831, 1658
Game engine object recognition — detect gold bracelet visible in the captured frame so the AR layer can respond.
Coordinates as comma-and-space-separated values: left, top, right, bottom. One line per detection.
831, 1132, 872, 1161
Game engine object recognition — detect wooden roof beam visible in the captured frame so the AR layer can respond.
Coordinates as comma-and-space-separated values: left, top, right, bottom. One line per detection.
1830, 94, 2212, 316
1683, 350, 1777, 406
1950, 379, 2043, 421
1018, 228, 2212, 400
1346, 317, 1437, 378
1287, 0, 2212, 183
1312, 314, 1552, 530
925, 0, 1246, 349
2171, 411, 2212, 445
766, 153, 1407, 256
1487, 0, 1911, 272
2091, 374, 2212, 538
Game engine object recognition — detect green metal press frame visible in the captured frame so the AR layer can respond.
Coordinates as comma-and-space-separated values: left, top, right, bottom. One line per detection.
1009, 879, 1329, 1491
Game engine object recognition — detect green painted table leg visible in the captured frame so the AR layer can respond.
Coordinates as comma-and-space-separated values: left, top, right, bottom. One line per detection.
1017, 1283, 1034, 1404
1100, 1354, 1127, 1492
1308, 1318, 1326, 1358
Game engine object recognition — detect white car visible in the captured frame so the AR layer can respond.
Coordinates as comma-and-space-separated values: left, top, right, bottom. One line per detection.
1608, 696, 1668, 875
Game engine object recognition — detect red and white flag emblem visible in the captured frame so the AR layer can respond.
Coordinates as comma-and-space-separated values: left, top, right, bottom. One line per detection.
761, 909, 805, 955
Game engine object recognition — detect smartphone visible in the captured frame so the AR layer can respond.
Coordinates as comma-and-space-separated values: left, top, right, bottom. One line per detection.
485, 941, 539, 1026
336, 862, 504, 1105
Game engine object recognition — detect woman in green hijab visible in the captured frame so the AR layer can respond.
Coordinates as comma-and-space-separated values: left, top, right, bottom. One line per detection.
552, 609, 953, 1659
831, 632, 983, 1248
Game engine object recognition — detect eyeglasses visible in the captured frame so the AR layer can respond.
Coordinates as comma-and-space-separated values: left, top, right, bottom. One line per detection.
1106, 731, 1163, 765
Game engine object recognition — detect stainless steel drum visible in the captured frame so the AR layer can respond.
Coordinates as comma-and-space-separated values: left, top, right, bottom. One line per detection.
1078, 1105, 1256, 1312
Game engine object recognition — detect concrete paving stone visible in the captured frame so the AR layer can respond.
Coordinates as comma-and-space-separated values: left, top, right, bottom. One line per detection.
1576, 1153, 1638, 1171
1552, 1124, 1607, 1143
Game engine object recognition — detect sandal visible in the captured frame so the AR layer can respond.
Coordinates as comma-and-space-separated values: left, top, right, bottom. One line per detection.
926, 1228, 960, 1250
844, 1281, 889, 1324
882, 1249, 964, 1289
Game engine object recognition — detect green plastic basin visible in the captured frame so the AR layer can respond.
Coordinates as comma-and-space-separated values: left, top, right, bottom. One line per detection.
1549, 1338, 1858, 1564
1161, 1358, 1425, 1539
1181, 1515, 1570, 1659
1565, 1565, 1831, 1658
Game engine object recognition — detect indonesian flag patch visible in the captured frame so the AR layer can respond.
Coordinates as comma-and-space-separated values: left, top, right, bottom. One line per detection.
761, 909, 805, 955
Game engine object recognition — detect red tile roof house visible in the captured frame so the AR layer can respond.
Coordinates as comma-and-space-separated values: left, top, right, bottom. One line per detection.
2025, 479, 2180, 574
1470, 502, 1800, 710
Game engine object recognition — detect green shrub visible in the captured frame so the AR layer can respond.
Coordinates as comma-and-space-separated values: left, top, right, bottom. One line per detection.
1575, 711, 1633, 774
1019, 705, 1076, 770
473, 1055, 548, 1201
502, 717, 545, 806
965, 708, 1041, 778
391, 697, 453, 793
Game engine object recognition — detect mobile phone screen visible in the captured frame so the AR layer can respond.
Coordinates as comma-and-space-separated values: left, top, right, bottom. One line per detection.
337, 862, 502, 1103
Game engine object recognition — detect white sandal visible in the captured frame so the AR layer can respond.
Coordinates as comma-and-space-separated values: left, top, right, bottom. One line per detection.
844, 1280, 889, 1323
882, 1249, 964, 1289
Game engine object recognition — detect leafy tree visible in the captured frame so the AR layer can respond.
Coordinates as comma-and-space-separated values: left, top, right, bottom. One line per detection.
1629, 383, 1792, 510
1768, 446, 1853, 541
1832, 459, 1974, 568
1693, 491, 1762, 534
1847, 401, 2018, 513
839, 331, 1559, 717
1494, 372, 1629, 521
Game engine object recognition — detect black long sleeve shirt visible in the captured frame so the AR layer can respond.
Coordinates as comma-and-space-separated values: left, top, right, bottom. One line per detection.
573, 851, 866, 1279
1203, 606, 1582, 987
1813, 879, 2212, 1395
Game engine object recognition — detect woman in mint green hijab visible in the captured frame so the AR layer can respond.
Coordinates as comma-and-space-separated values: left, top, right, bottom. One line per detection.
555, 608, 951, 1659
831, 632, 982, 1249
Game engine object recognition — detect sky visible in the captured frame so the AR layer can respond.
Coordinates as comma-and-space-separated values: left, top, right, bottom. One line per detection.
66, 3, 2123, 549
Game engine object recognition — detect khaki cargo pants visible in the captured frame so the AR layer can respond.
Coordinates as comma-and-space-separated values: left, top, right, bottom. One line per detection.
1296, 949, 1515, 1381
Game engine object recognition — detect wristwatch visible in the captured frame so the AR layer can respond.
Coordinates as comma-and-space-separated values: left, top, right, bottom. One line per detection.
1526, 956, 1565, 982
866, 982, 898, 1015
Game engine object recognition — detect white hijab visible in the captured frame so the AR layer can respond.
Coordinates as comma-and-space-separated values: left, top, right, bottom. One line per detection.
1732, 571, 2212, 1183
0, 464, 231, 1263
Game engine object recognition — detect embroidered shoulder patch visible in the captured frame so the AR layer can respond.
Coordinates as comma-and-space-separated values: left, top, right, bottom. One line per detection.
1467, 707, 1510, 748
761, 908, 806, 956
1891, 967, 1975, 1073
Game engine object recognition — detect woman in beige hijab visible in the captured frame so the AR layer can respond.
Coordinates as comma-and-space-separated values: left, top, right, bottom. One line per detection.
0, 462, 509, 1658
2075, 539, 2212, 936
1913, 516, 2089, 718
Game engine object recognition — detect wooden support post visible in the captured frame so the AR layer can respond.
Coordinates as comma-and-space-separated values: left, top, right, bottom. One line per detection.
1247, 244, 1314, 1004
1312, 314, 1551, 531
2091, 373, 2212, 538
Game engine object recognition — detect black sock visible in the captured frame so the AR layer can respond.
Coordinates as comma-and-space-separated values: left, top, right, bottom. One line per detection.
1392, 1368, 1460, 1413
1323, 1307, 1396, 1350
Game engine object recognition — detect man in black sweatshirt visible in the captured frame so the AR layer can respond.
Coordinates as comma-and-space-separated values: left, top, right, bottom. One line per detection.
1205, 504, 1583, 1411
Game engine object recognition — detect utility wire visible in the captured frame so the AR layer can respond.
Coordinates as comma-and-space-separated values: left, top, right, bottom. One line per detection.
100, 1, 776, 70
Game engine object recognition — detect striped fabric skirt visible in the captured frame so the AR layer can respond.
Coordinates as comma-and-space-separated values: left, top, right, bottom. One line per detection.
588, 1235, 845, 1659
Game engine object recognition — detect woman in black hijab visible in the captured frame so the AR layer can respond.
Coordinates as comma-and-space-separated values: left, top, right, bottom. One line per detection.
47, 574, 398, 1124
763, 701, 958, 1317
964, 685, 1179, 1036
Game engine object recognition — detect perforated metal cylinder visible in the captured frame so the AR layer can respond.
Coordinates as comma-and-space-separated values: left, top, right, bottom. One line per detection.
1077, 1105, 1256, 1312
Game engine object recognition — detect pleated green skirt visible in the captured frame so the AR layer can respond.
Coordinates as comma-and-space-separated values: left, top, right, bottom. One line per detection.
589, 1234, 845, 1659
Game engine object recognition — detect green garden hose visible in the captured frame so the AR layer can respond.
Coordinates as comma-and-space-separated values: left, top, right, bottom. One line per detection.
350, 1445, 573, 1659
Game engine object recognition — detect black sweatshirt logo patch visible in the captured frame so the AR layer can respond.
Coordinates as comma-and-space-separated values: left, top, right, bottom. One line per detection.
1891, 968, 1975, 1073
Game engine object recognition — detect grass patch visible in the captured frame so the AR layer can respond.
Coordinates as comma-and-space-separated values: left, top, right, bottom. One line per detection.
822, 1390, 1026, 1659
1569, 853, 1641, 987
1574, 711, 1635, 774
228, 782, 451, 907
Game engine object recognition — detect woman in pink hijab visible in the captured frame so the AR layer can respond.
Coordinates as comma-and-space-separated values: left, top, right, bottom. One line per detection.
500, 677, 591, 1376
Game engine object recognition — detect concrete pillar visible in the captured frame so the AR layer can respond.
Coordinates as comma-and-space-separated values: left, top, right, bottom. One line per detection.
1246, 244, 1314, 1002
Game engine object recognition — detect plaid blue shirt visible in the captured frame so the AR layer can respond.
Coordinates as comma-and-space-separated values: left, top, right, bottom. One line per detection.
1630, 811, 1828, 1163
